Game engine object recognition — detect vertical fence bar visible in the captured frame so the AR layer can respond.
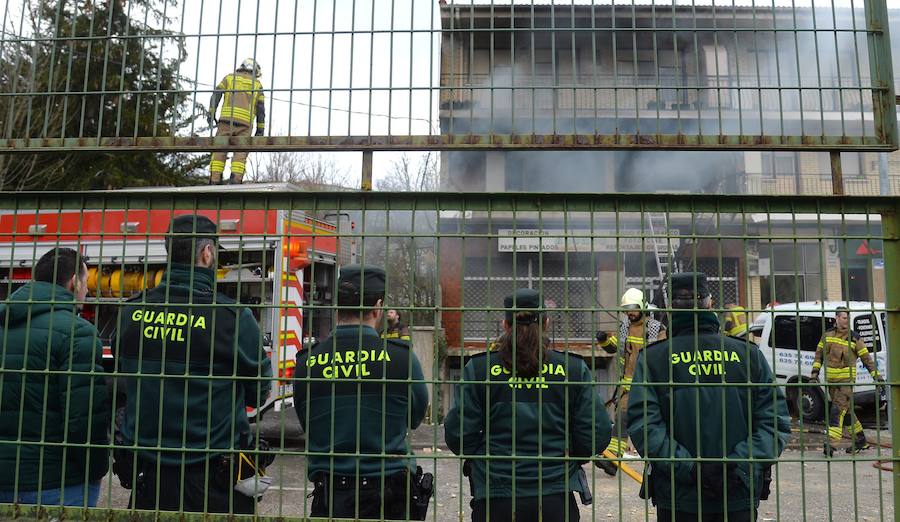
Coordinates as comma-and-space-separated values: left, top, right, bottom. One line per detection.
882, 198, 900, 522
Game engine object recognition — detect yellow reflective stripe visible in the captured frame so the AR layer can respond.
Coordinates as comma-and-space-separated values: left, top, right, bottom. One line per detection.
606, 437, 627, 457
852, 421, 864, 435
726, 324, 748, 336
383, 332, 399, 339
817, 341, 824, 349
621, 376, 633, 384
825, 367, 855, 379
626, 336, 645, 345
617, 357, 626, 366
856, 347, 869, 357
825, 337, 851, 346
209, 160, 226, 171
827, 427, 844, 440
599, 336, 617, 348
220, 106, 253, 123
812, 362, 822, 370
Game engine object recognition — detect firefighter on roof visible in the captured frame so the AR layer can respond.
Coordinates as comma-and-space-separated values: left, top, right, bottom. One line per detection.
595, 287, 666, 475
811, 306, 884, 455
208, 58, 266, 185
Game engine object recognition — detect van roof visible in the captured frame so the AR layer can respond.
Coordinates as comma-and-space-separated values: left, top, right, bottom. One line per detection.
765, 301, 885, 312
749, 301, 885, 332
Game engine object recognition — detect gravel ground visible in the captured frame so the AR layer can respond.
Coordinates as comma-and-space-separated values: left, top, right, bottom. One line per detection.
88, 413, 894, 521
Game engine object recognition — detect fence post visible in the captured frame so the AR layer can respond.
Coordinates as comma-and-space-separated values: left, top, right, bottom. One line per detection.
882, 198, 900, 522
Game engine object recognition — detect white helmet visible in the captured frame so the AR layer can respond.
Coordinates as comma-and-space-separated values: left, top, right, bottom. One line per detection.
240, 58, 262, 78
621, 288, 645, 310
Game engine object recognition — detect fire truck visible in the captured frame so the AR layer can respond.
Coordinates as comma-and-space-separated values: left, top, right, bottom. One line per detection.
0, 183, 347, 421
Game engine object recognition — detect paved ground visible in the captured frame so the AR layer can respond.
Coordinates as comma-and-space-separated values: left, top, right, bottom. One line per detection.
91, 413, 895, 521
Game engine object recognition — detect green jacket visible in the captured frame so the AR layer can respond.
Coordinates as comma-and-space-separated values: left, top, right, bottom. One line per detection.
295, 324, 429, 478
626, 311, 791, 514
116, 264, 272, 466
0, 282, 109, 491
444, 350, 611, 500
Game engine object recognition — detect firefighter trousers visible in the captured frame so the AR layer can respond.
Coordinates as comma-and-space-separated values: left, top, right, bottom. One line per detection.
826, 384, 865, 443
210, 121, 251, 183
607, 390, 630, 456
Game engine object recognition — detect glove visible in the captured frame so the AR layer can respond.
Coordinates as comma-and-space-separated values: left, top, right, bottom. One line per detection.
255, 128, 265, 137
809, 372, 819, 382
596, 331, 608, 344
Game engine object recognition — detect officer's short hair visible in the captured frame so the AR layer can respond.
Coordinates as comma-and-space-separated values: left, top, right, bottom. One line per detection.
166, 215, 219, 265
835, 306, 850, 317
33, 248, 87, 287
336, 265, 386, 320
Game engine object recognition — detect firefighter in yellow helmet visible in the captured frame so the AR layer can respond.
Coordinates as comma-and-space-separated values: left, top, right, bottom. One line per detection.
811, 306, 884, 456
208, 58, 266, 184
722, 304, 749, 338
595, 287, 666, 475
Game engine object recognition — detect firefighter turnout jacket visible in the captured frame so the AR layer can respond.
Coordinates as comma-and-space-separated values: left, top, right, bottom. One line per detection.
212, 71, 266, 130
116, 264, 273, 465
599, 317, 666, 393
811, 327, 880, 383
444, 350, 612, 501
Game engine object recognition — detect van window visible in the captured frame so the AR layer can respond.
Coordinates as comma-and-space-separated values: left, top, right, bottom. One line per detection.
770, 315, 834, 352
853, 314, 882, 353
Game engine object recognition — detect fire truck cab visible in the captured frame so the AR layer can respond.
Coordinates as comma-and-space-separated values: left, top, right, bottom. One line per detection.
0, 183, 347, 421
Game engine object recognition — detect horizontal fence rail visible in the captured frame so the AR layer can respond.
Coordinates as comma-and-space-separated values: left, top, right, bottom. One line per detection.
0, 0, 896, 153
0, 190, 894, 520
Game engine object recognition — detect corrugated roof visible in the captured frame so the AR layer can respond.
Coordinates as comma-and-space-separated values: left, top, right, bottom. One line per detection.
442, 1, 890, 8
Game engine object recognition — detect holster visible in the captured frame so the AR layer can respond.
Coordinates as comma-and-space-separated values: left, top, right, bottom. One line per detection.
759, 466, 773, 501
111, 406, 135, 489
576, 466, 593, 505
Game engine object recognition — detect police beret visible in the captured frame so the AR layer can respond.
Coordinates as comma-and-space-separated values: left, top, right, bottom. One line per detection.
670, 272, 710, 299
167, 215, 218, 244
504, 288, 543, 324
338, 264, 386, 297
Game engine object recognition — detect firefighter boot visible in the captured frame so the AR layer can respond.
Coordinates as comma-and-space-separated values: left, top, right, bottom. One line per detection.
823, 441, 835, 457
847, 432, 870, 454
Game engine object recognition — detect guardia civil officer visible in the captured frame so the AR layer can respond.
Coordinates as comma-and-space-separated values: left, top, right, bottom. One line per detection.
115, 215, 273, 513
445, 289, 612, 522
295, 265, 431, 520
627, 273, 791, 521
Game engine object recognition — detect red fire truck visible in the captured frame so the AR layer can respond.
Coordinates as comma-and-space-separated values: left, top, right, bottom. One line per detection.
0, 183, 346, 421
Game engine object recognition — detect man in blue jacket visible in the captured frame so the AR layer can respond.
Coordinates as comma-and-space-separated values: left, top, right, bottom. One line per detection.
627, 273, 791, 521
0, 248, 109, 506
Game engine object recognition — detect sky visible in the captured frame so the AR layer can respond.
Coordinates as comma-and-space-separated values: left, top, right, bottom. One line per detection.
3, 0, 900, 185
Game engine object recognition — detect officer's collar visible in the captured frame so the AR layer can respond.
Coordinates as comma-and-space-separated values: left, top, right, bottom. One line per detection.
670, 310, 720, 337
164, 263, 216, 290
336, 323, 380, 336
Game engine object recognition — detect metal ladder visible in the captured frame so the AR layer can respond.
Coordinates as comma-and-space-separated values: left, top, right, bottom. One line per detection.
646, 211, 676, 306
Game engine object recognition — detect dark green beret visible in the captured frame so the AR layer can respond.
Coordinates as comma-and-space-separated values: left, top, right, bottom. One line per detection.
338, 264, 386, 297
504, 288, 543, 324
670, 272, 710, 299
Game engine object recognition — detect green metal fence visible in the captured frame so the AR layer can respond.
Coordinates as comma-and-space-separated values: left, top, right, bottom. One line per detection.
0, 190, 894, 521
0, 0, 896, 154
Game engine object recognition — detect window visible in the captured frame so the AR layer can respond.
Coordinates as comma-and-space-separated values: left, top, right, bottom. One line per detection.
840, 152, 867, 179
762, 152, 797, 179
760, 242, 823, 304
770, 315, 835, 352
853, 314, 882, 353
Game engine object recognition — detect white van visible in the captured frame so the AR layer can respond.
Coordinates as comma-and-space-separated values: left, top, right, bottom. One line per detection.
748, 301, 887, 422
